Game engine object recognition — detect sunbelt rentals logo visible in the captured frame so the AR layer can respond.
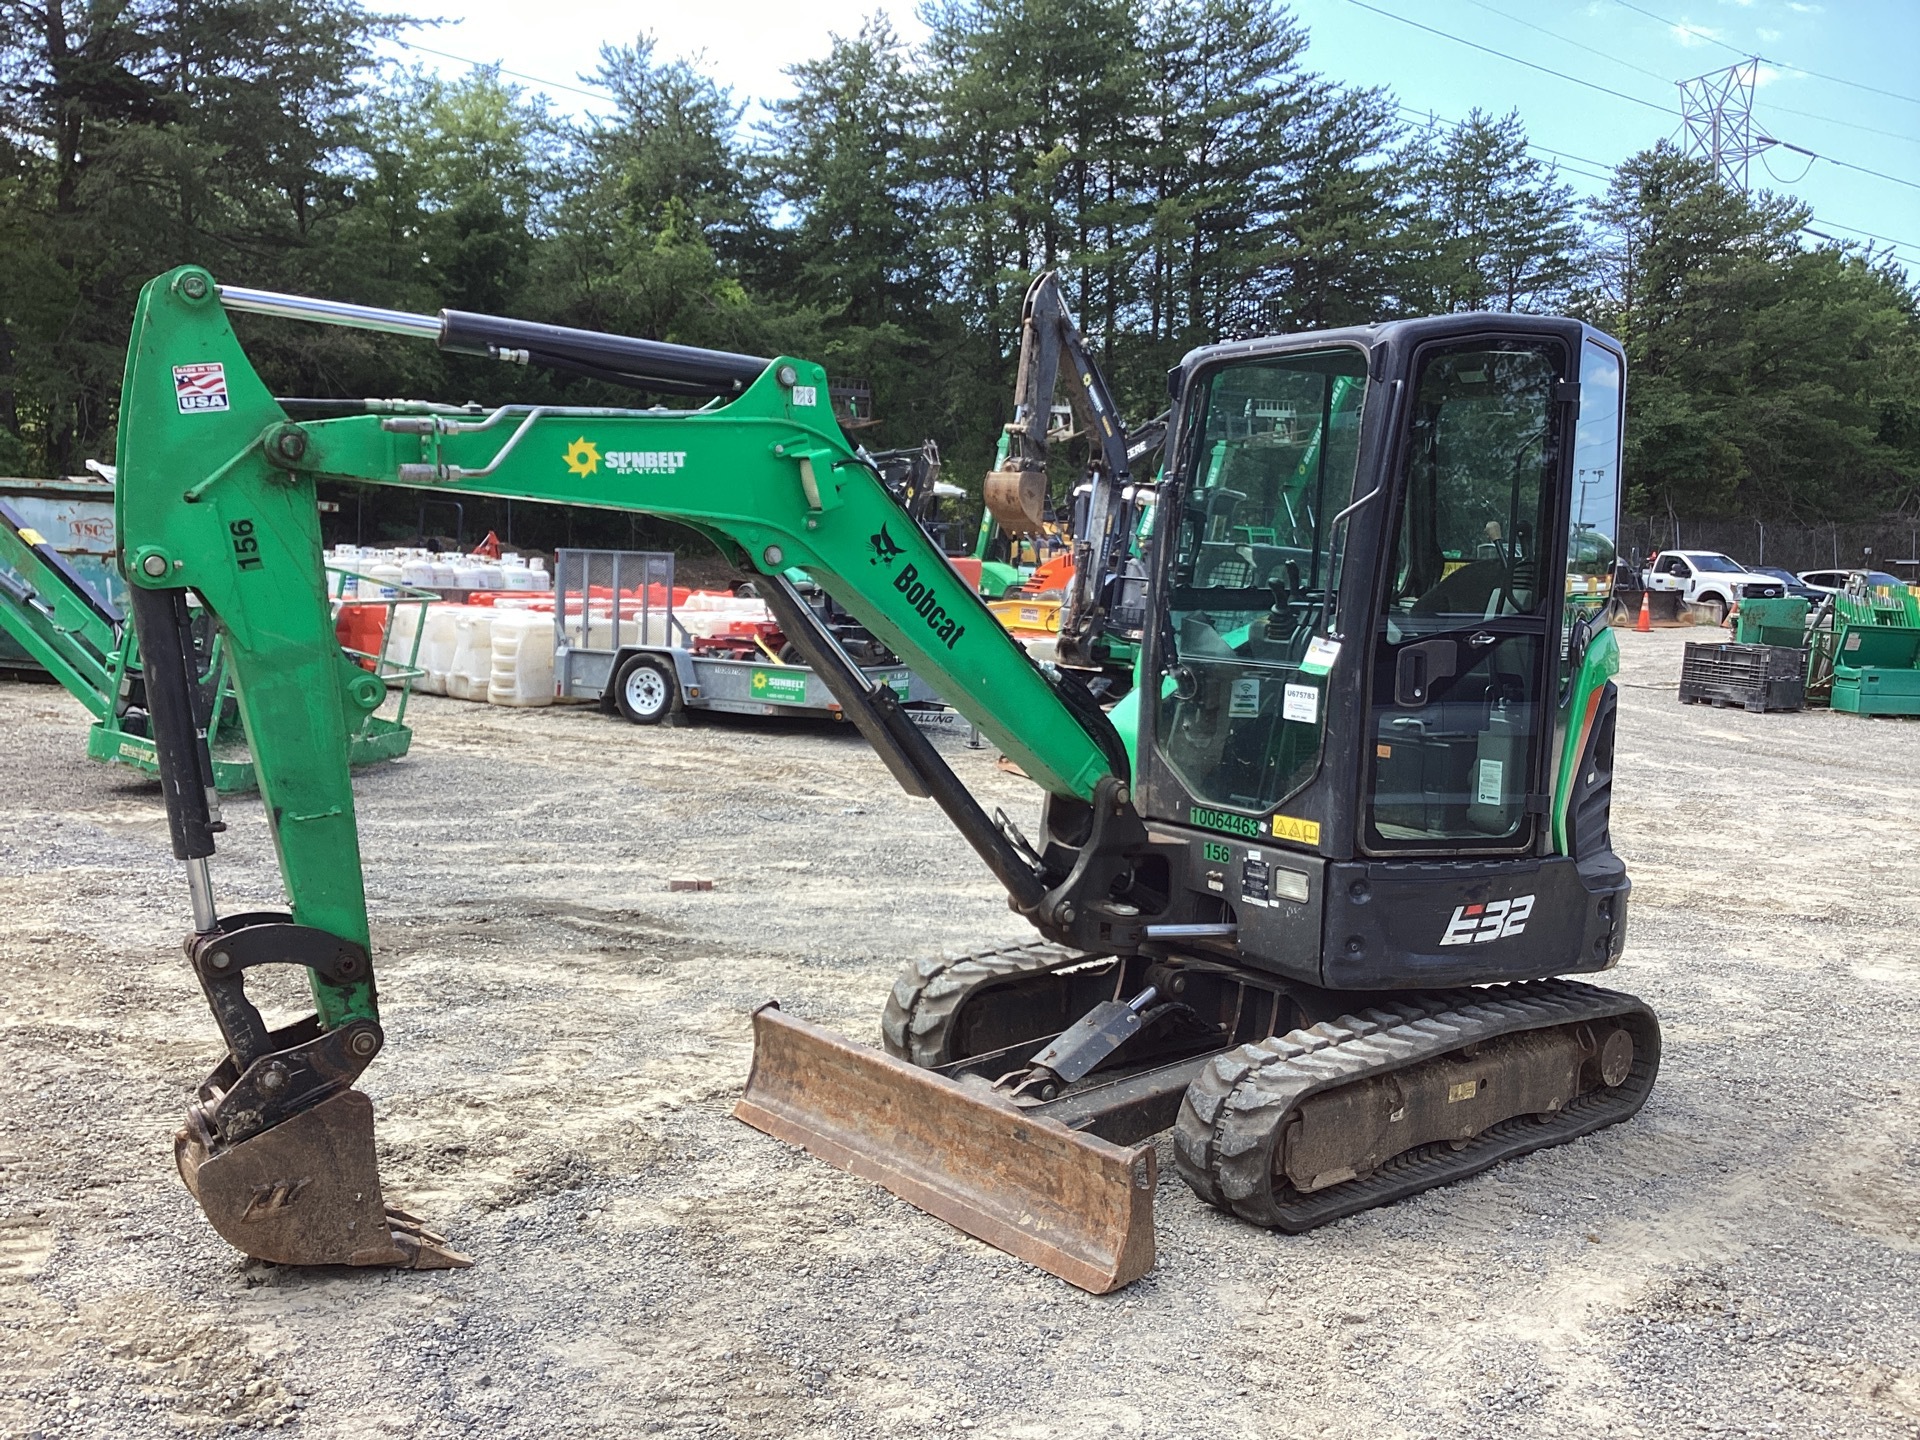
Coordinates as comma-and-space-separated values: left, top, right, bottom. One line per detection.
607, 450, 687, 476
1439, 894, 1535, 946
561, 438, 688, 478
563, 437, 600, 476
867, 522, 965, 650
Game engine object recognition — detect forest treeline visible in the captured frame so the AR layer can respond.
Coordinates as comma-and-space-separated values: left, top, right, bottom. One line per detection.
2, 0, 1917, 530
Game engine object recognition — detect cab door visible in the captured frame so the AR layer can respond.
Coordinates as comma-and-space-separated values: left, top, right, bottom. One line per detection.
1362, 338, 1572, 855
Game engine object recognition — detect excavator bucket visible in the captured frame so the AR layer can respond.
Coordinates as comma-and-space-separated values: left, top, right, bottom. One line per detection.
734, 1004, 1155, 1293
983, 468, 1049, 536
176, 1089, 470, 1269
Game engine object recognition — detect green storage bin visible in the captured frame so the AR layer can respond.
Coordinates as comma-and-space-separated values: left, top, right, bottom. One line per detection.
1831, 668, 1920, 715
1830, 623, 1920, 716
1735, 596, 1807, 646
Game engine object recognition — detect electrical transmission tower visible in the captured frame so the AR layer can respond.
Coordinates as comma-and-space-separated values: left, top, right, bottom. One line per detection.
1677, 60, 1777, 190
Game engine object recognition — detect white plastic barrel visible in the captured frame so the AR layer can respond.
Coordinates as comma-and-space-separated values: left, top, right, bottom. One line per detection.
445, 610, 496, 702
382, 603, 423, 672
415, 606, 464, 695
486, 611, 556, 707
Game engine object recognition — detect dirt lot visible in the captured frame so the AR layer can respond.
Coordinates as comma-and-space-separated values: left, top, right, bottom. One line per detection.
3, 624, 1919, 1440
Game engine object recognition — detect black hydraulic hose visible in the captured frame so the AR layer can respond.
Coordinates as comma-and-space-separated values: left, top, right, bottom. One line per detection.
127, 586, 222, 861
220, 285, 773, 397
437, 311, 769, 395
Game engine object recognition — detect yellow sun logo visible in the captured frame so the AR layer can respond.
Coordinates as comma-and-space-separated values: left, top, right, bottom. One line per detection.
563, 437, 601, 476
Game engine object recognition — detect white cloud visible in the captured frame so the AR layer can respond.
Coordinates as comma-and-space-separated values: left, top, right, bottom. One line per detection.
1752, 63, 1784, 87
1787, 2, 1823, 12
1757, 27, 1782, 40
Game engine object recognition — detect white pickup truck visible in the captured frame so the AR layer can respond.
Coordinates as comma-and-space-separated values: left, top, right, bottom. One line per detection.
1642, 550, 1787, 621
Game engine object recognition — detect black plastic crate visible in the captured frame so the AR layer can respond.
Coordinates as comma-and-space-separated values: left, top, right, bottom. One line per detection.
1678, 641, 1807, 713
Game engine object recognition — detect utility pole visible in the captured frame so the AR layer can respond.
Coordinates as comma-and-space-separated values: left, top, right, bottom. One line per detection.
1677, 60, 1775, 191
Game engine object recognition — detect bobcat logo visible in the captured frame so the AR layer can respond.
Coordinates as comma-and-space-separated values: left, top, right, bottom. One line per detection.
869, 523, 904, 567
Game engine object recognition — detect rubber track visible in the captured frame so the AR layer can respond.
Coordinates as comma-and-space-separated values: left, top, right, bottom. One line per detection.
880, 941, 1096, 1067
1171, 979, 1660, 1231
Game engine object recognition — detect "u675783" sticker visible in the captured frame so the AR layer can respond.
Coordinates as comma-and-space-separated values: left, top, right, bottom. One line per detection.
173, 363, 230, 413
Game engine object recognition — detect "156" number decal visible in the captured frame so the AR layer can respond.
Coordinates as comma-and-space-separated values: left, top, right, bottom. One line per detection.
230, 518, 263, 571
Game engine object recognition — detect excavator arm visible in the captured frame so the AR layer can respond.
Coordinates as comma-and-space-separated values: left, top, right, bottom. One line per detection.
116, 266, 1165, 1274
982, 271, 1163, 673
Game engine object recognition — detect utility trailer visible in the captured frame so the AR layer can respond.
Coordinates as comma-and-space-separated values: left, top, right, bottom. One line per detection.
552, 548, 953, 727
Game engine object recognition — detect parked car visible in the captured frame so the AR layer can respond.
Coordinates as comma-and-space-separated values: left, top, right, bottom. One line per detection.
1796, 568, 1909, 596
1747, 566, 1823, 601
1641, 550, 1788, 621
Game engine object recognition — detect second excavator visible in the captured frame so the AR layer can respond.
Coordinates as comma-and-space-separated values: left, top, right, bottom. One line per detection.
114, 266, 1654, 1291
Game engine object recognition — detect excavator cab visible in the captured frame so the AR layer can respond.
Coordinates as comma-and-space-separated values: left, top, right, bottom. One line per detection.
1128, 319, 1631, 990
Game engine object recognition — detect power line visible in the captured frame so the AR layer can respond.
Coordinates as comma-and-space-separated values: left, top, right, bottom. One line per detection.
1610, 0, 1748, 59
1771, 139, 1920, 195
1612, 0, 1920, 108
1453, 0, 1671, 85
1421, 3, 1920, 199
1760, 148, 1817, 187
390, 38, 612, 103
1343, 0, 1676, 117
1767, 61, 1920, 110
1392, 104, 1615, 183
1804, 218, 1920, 257
1803, 228, 1920, 264
1758, 100, 1920, 147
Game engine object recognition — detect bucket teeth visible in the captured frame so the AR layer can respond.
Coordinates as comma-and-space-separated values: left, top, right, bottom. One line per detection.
176, 1087, 469, 1269
380, 1207, 472, 1270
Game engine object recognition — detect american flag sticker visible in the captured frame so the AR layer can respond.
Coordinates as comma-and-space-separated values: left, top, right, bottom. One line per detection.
173, 362, 230, 413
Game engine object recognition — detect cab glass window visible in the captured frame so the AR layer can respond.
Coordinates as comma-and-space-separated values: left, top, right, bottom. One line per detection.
1156, 348, 1368, 815
1567, 342, 1621, 646
1364, 340, 1564, 852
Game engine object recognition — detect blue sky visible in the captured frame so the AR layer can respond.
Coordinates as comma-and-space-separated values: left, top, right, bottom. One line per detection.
381, 0, 1919, 275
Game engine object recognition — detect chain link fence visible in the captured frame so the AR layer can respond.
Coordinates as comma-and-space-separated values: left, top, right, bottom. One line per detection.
1619, 516, 1920, 575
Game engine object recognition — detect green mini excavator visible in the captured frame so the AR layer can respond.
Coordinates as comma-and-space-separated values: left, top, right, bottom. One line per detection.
116, 266, 1654, 1289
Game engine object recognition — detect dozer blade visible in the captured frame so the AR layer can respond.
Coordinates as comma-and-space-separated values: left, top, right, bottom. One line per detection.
983, 468, 1048, 536
735, 1004, 1155, 1294
176, 1088, 470, 1269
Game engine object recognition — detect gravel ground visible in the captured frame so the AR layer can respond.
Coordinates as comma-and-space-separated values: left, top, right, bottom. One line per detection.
2, 624, 1918, 1440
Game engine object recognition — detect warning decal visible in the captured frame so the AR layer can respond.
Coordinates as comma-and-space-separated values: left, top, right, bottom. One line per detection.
173, 363, 230, 413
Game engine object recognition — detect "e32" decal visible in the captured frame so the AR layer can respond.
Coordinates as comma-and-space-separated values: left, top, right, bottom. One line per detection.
1439, 894, 1535, 946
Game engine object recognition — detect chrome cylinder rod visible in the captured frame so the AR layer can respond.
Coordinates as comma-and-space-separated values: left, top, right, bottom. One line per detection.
216, 285, 442, 341
185, 857, 217, 934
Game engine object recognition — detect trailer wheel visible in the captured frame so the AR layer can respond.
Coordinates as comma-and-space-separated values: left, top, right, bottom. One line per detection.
613, 654, 677, 725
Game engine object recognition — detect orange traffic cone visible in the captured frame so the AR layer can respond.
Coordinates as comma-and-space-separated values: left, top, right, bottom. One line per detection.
1635, 590, 1652, 632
